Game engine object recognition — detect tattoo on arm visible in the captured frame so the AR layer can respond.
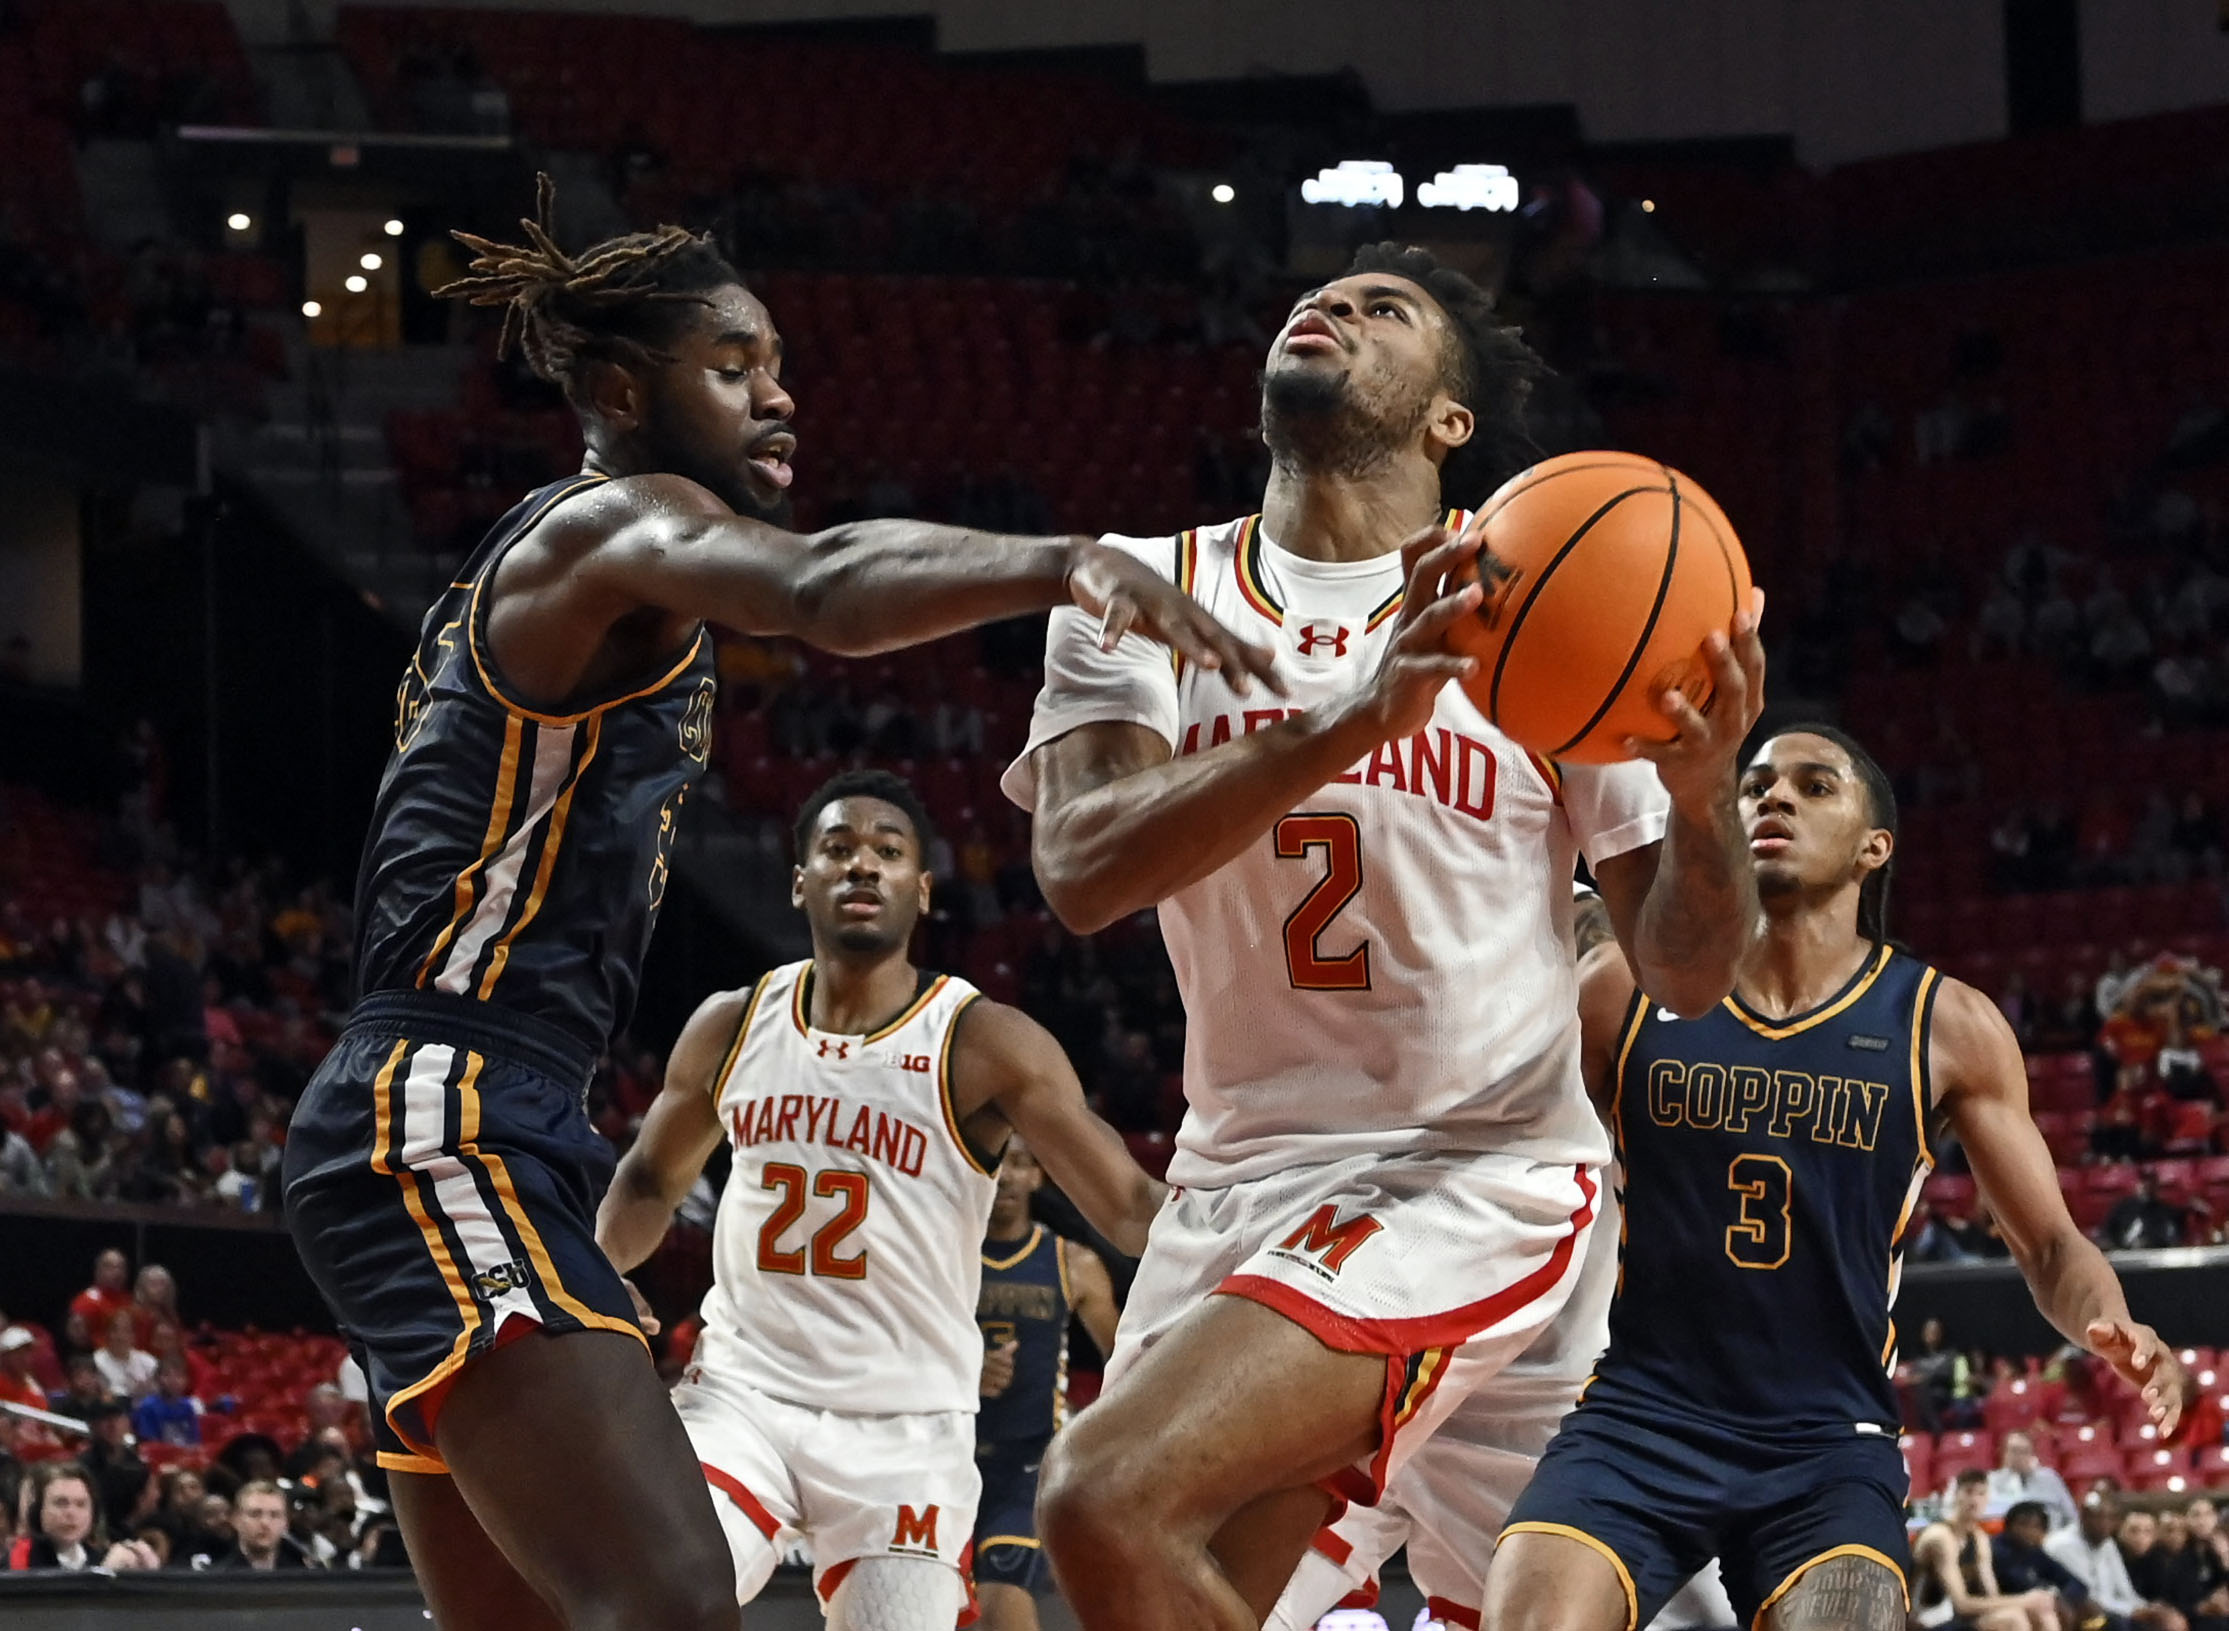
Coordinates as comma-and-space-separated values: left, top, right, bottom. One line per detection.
1765, 1556, 1909, 1631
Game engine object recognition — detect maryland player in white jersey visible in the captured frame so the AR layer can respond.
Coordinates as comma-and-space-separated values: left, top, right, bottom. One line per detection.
597, 770, 1164, 1629
1001, 242, 1768, 1630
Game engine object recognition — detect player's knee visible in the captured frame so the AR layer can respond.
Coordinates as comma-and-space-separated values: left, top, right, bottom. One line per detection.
1481, 1535, 1618, 1631
1036, 1429, 1145, 1564
561, 1573, 737, 1631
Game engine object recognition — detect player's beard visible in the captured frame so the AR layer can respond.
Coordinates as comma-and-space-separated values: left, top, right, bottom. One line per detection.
1260, 363, 1434, 483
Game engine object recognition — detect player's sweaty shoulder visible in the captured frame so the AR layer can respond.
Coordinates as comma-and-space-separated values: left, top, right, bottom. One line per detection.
514, 472, 733, 583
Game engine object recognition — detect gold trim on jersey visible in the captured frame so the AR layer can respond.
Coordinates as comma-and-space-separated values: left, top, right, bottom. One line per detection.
1720, 943, 1894, 1041
982, 1222, 1045, 1272
476, 715, 604, 998
1609, 990, 1649, 1278
710, 974, 773, 1099
1908, 967, 1942, 1168
416, 712, 525, 986
1055, 1234, 1074, 1302
1750, 1546, 1907, 1631
1232, 515, 1280, 625
1523, 751, 1565, 807
787, 965, 953, 1044
1499, 1524, 1638, 1631
938, 992, 996, 1177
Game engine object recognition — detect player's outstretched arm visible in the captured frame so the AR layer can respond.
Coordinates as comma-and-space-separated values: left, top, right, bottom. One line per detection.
1030, 527, 1479, 934
1936, 977, 2186, 1432
1588, 596, 1767, 1019
540, 474, 1281, 682
953, 1001, 1165, 1257
595, 988, 740, 1274
1059, 1240, 1122, 1357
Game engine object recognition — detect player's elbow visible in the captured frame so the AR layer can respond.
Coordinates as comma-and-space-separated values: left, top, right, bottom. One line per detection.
1032, 834, 1125, 936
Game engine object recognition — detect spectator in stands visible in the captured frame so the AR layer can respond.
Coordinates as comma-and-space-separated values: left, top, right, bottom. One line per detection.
0, 1327, 47, 1414
2104, 1173, 2189, 1251
130, 1355, 201, 1446
1910, 1316, 1982, 1432
2147, 1506, 2229, 1631
77, 1398, 147, 1534
152, 1466, 223, 1565
51, 1353, 107, 1426
1988, 1432, 2079, 1530
190, 1490, 236, 1565
0, 1414, 25, 1529
2177, 1500, 2229, 1631
69, 1248, 131, 1338
0, 1118, 43, 1193
91, 1308, 155, 1400
212, 1138, 265, 1211
129, 1264, 178, 1342
215, 1480, 314, 1569
2049, 1491, 2185, 1631
2121, 1512, 2193, 1630
1915, 1469, 2058, 1631
5, 1462, 157, 1572
1994, 1501, 2095, 1611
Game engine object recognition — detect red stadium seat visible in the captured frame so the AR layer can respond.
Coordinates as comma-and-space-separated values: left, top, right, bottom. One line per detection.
1901, 1434, 1934, 1499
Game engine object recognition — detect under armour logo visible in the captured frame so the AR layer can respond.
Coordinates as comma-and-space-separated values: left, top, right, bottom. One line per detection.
1296, 622, 1351, 658
817, 1039, 851, 1060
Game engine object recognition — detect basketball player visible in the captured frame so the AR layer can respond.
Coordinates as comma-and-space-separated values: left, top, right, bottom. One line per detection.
1002, 241, 1769, 1630
596, 770, 1167, 1627
280, 183, 1275, 1631
974, 1135, 1122, 1631
1483, 725, 2183, 1631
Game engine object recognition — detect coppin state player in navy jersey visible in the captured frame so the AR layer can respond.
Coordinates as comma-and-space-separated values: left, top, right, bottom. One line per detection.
973, 1135, 1122, 1631
1485, 726, 2186, 1631
278, 179, 1277, 1631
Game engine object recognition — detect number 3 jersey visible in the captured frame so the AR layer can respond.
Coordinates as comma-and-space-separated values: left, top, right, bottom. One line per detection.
1586, 945, 1942, 1437
694, 961, 1000, 1417
1001, 514, 1670, 1189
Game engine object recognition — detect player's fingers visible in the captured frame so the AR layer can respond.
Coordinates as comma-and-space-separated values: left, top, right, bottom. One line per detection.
1400, 527, 1455, 606
622, 1278, 660, 1336
2086, 1318, 2136, 1361
1399, 654, 1477, 684
1398, 582, 1484, 648
1097, 596, 1137, 654
1652, 686, 1710, 741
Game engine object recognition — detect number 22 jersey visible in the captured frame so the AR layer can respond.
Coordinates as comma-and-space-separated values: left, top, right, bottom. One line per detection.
1001, 515, 1671, 1189
693, 961, 1000, 1416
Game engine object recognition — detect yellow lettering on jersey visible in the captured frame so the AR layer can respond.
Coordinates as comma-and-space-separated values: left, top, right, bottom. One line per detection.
1839, 1080, 1891, 1151
1723, 1066, 1773, 1134
1815, 1077, 1851, 1145
978, 1282, 1061, 1321
1648, 1059, 1687, 1127
1766, 1071, 1820, 1139
1685, 1063, 1728, 1128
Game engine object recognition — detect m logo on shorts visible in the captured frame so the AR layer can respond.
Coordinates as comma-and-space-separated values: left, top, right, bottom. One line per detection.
1273, 1206, 1383, 1274
891, 1504, 940, 1554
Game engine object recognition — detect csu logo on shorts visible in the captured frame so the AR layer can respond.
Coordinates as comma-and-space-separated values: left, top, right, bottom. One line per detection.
890, 1504, 941, 1555
1296, 622, 1351, 658
1268, 1205, 1383, 1281
470, 1257, 533, 1302
677, 678, 716, 765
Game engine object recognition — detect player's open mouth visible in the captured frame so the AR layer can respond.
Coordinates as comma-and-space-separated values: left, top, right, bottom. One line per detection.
1749, 820, 1793, 854
1283, 313, 1344, 354
747, 434, 796, 490
838, 890, 881, 915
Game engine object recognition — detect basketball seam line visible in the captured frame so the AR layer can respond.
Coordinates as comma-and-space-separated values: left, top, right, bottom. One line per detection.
1552, 482, 1684, 757
1486, 483, 1667, 722
1475, 457, 1670, 529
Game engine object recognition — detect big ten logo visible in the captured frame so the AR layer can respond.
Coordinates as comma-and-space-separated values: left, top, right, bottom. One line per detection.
891, 1504, 941, 1554
1296, 622, 1352, 658
647, 786, 689, 908
677, 677, 716, 765
899, 1053, 931, 1074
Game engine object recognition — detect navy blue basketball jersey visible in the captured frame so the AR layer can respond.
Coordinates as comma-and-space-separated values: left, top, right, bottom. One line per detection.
976, 1224, 1071, 1444
1585, 943, 1942, 1438
352, 475, 718, 1055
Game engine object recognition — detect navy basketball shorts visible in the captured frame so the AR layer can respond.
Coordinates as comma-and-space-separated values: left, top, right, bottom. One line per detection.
972, 1434, 1053, 1593
281, 992, 643, 1474
1502, 1401, 1911, 1631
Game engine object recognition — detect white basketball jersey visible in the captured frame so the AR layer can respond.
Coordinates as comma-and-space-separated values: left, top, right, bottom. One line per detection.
1003, 514, 1671, 1188
693, 961, 999, 1415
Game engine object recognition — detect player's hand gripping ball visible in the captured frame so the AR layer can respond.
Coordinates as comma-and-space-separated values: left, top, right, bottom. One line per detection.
1445, 452, 1758, 765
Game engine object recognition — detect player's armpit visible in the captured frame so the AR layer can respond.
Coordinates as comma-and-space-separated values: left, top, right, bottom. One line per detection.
1761, 1553, 1909, 1631
1573, 941, 1640, 1113
954, 1000, 1164, 1256
594, 986, 741, 1272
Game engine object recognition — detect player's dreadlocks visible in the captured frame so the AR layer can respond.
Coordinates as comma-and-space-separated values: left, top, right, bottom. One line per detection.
1343, 242, 1545, 510
434, 173, 743, 407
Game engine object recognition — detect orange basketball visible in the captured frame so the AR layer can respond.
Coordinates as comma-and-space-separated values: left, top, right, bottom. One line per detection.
1446, 451, 1753, 764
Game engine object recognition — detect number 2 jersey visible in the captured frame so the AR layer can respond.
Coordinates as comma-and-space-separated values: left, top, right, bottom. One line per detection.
1585, 944, 1942, 1437
694, 960, 1000, 1417
1001, 514, 1671, 1189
